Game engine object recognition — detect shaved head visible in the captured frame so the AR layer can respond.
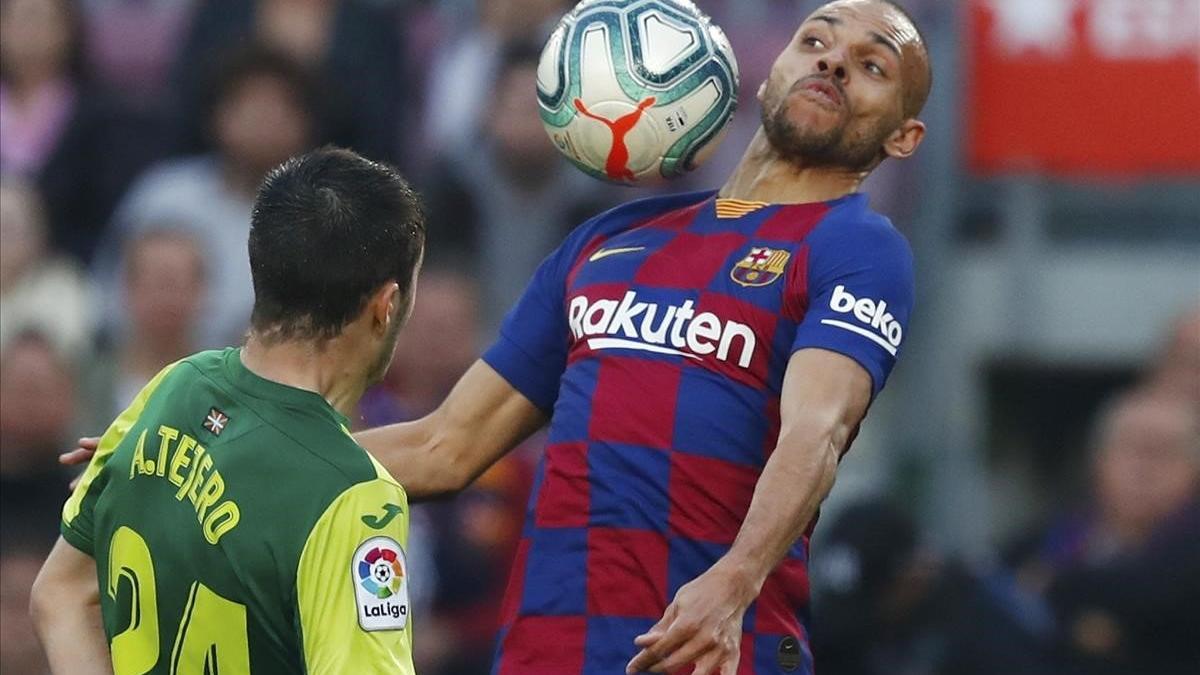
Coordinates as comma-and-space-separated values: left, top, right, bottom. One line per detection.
816, 0, 932, 118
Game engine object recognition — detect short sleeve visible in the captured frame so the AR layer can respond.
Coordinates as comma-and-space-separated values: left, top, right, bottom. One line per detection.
296, 478, 415, 674
481, 247, 573, 413
61, 361, 179, 554
790, 220, 914, 397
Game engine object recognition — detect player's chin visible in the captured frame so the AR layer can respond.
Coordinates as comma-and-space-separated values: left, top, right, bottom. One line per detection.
780, 96, 845, 130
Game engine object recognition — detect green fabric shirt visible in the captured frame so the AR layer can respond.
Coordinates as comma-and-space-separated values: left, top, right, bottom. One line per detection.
62, 348, 415, 674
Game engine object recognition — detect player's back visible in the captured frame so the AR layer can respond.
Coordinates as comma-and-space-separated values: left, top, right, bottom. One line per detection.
61, 348, 415, 675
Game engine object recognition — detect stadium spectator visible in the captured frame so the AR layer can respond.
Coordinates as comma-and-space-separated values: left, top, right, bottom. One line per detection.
810, 499, 1056, 675
0, 543, 52, 674
0, 333, 78, 549
422, 42, 618, 331
78, 0, 198, 104
83, 229, 207, 425
170, 0, 404, 164
0, 178, 92, 361
93, 45, 318, 349
1015, 390, 1200, 675
1146, 304, 1200, 404
0, 0, 84, 178
421, 0, 566, 160
1, 0, 169, 263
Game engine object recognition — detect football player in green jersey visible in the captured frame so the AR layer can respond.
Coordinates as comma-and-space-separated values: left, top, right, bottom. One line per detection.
31, 147, 426, 674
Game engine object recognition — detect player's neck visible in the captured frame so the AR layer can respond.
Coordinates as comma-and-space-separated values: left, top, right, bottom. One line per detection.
719, 128, 867, 204
240, 334, 367, 417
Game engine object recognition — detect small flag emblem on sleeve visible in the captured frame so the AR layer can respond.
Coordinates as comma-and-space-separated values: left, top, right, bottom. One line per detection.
203, 408, 230, 436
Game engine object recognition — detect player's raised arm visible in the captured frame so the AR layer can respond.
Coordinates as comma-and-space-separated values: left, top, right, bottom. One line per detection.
31, 538, 112, 674
627, 349, 873, 675
355, 359, 548, 500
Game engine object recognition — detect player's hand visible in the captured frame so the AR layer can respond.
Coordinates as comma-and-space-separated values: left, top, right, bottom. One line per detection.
61, 437, 100, 490
625, 562, 757, 675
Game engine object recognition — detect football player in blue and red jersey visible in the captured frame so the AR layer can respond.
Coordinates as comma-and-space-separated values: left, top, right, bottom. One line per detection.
374, 2, 930, 672
61, 1, 932, 673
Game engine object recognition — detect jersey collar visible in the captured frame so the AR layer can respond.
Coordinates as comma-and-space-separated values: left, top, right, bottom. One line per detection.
222, 347, 352, 428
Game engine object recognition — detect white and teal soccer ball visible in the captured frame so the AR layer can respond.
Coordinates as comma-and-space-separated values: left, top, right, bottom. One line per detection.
538, 0, 739, 184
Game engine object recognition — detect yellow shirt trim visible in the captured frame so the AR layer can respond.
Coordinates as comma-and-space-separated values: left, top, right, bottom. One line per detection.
296, 478, 413, 674
63, 361, 179, 525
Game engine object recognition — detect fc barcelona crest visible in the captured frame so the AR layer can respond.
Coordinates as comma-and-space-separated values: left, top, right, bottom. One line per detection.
731, 246, 791, 287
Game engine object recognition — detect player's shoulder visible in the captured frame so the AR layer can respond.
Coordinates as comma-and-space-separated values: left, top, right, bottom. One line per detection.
568, 189, 714, 249
236, 416, 383, 490
807, 194, 913, 265
172, 349, 389, 491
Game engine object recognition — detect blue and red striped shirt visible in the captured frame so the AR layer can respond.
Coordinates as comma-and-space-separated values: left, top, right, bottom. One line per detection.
483, 190, 914, 674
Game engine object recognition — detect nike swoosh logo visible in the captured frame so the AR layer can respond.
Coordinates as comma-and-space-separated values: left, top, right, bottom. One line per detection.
362, 503, 404, 529
589, 246, 646, 262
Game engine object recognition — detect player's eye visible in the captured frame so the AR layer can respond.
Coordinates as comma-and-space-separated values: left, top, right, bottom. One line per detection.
801, 36, 825, 48
864, 60, 885, 76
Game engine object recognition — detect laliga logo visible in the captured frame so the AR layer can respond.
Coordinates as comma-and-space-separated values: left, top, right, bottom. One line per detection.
822, 285, 903, 355
358, 546, 403, 599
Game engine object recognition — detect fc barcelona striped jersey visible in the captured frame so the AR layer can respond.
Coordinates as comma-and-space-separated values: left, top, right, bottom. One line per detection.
482, 190, 915, 675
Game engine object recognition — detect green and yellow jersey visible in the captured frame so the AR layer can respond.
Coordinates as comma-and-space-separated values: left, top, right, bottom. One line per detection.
62, 348, 414, 674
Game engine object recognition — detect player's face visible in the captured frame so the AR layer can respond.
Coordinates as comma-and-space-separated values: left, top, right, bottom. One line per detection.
759, 0, 923, 170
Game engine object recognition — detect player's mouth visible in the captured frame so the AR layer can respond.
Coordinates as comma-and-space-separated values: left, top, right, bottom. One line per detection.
795, 77, 844, 110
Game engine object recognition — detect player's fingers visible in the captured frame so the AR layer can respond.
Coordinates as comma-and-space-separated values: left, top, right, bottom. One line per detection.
650, 634, 713, 673
685, 632, 740, 675
634, 603, 678, 646
627, 645, 660, 674
59, 447, 94, 465
690, 650, 723, 675
627, 621, 692, 673
633, 630, 662, 648
80, 436, 100, 450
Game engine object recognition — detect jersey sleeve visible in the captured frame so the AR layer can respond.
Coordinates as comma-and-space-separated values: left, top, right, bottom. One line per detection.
61, 362, 178, 555
481, 245, 576, 413
790, 220, 915, 397
295, 476, 415, 675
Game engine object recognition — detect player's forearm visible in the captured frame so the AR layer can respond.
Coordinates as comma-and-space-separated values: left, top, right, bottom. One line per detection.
719, 427, 842, 593
355, 360, 547, 500
356, 414, 447, 499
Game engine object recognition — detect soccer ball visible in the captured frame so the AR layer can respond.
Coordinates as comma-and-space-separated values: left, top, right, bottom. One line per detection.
537, 0, 739, 184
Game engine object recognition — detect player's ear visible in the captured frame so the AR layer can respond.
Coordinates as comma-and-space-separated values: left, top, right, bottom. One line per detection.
883, 118, 925, 160
369, 282, 401, 335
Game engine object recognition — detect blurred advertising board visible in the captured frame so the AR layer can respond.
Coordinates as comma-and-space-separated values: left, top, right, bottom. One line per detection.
967, 0, 1200, 175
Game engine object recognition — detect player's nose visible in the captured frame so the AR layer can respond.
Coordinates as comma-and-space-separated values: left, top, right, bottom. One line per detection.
816, 55, 848, 83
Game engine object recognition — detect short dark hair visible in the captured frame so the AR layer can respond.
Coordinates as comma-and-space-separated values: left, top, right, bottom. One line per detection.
248, 147, 425, 342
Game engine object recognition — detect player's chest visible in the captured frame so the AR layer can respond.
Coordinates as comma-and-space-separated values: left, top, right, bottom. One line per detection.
563, 229, 806, 380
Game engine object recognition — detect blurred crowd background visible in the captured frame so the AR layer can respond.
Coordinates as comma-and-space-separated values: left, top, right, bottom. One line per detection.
0, 0, 1197, 673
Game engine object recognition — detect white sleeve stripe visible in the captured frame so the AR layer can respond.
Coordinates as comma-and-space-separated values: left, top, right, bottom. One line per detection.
819, 319, 899, 356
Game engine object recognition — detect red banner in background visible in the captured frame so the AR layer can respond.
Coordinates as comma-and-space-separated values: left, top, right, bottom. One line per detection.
966, 0, 1200, 176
